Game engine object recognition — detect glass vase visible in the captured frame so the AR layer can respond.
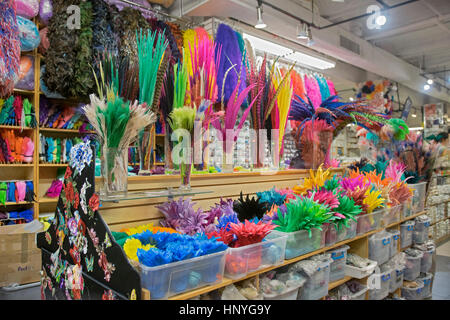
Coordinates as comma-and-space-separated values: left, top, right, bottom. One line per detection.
294, 129, 333, 169
101, 146, 128, 198
179, 161, 192, 191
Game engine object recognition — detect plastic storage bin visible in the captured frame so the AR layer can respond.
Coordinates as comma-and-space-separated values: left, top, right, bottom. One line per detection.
420, 248, 435, 273
408, 182, 427, 213
400, 221, 415, 248
389, 267, 404, 293
273, 228, 324, 260
369, 232, 391, 265
0, 282, 40, 300
401, 280, 424, 300
324, 224, 337, 247
383, 205, 402, 226
328, 245, 350, 282
225, 231, 287, 279
368, 269, 392, 300
404, 251, 424, 281
402, 198, 412, 219
387, 229, 400, 259
263, 284, 302, 300
417, 273, 433, 299
350, 286, 368, 300
356, 209, 384, 235
140, 250, 227, 299
298, 260, 331, 300
413, 217, 431, 244
345, 259, 377, 279
345, 220, 357, 240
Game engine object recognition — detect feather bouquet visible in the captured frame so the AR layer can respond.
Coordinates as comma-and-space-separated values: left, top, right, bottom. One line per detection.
292, 165, 332, 195
233, 191, 270, 222
83, 93, 155, 197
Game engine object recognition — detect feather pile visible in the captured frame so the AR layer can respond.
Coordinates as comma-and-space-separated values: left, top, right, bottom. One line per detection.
233, 191, 270, 222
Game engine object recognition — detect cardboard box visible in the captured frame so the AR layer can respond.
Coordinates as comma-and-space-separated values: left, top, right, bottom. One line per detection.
0, 221, 44, 287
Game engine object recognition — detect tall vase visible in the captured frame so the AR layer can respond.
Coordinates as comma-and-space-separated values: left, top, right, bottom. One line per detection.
296, 129, 333, 169
179, 132, 194, 190
221, 139, 234, 173
101, 146, 128, 198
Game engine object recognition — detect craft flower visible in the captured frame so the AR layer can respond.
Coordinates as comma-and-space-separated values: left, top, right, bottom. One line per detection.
293, 165, 331, 195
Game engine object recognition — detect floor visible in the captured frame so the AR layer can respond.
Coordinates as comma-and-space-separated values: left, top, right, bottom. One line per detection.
432, 239, 450, 300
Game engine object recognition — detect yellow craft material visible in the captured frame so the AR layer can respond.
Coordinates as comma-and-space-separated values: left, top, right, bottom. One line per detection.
293, 165, 331, 195
273, 69, 293, 153
121, 223, 179, 236
183, 29, 198, 106
123, 238, 155, 262
363, 189, 385, 214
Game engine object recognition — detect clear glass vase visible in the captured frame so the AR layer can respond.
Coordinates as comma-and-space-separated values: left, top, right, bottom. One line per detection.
101, 146, 128, 198
179, 162, 192, 190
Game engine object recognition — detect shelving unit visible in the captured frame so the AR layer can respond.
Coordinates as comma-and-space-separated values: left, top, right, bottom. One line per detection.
159, 210, 427, 300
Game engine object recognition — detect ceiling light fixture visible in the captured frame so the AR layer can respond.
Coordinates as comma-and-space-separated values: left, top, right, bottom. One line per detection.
243, 33, 293, 57
411, 114, 417, 118
349, 97, 354, 101
427, 79, 434, 85
285, 51, 336, 70
424, 84, 431, 91
254, 2, 266, 29
296, 22, 310, 40
375, 15, 387, 26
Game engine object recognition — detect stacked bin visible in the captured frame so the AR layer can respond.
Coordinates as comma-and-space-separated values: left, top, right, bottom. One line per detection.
404, 250, 424, 281
139, 250, 228, 299
368, 269, 392, 300
400, 221, 415, 249
356, 209, 384, 235
273, 228, 324, 260
324, 224, 337, 247
413, 216, 431, 244
401, 280, 424, 300
327, 245, 350, 282
345, 220, 357, 240
225, 232, 287, 279
417, 273, 433, 299
407, 182, 427, 213
369, 232, 391, 265
387, 229, 400, 259
402, 198, 413, 219
298, 260, 331, 300
383, 205, 402, 226
420, 247, 435, 273
389, 267, 404, 293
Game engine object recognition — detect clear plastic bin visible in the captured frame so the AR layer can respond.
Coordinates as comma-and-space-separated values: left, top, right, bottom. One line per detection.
369, 232, 391, 265
420, 248, 434, 273
400, 221, 415, 248
368, 269, 392, 300
345, 220, 357, 240
408, 182, 427, 213
401, 280, 424, 300
402, 198, 412, 219
387, 229, 400, 259
328, 245, 350, 282
224, 231, 287, 279
298, 260, 331, 300
417, 273, 433, 299
414, 216, 431, 231
139, 250, 227, 299
404, 252, 424, 281
345, 259, 377, 279
389, 267, 404, 293
383, 205, 402, 226
356, 209, 384, 235
324, 224, 337, 247
350, 286, 368, 300
413, 229, 429, 244
273, 228, 324, 260
263, 284, 302, 300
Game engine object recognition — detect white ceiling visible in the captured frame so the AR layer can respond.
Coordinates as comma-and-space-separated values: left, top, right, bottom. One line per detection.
309, 0, 450, 84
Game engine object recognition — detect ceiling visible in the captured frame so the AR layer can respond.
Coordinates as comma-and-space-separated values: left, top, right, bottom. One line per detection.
306, 0, 450, 86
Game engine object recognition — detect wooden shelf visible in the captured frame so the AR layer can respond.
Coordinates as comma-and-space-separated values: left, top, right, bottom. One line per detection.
0, 125, 34, 131
0, 163, 34, 167
1, 201, 33, 206
39, 127, 95, 134
155, 162, 165, 165
39, 163, 69, 167
431, 216, 449, 225
328, 276, 353, 291
39, 197, 59, 204
155, 134, 165, 137
13, 88, 34, 95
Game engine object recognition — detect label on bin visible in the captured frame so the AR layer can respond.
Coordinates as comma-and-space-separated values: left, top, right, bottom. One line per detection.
382, 238, 391, 246
381, 274, 390, 282
331, 252, 345, 260
424, 222, 430, 227
407, 226, 413, 231
393, 235, 399, 240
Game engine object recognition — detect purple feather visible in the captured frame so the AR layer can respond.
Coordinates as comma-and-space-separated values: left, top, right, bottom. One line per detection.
215, 23, 246, 103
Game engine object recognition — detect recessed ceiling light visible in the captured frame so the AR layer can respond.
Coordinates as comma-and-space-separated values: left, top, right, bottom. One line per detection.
376, 15, 387, 26
424, 84, 431, 91
427, 79, 434, 85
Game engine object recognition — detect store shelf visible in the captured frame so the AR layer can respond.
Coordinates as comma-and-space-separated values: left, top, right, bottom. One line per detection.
0, 163, 34, 167
0, 125, 34, 131
328, 276, 353, 291
13, 88, 34, 95
165, 210, 429, 300
154, 162, 165, 165
99, 188, 213, 203
39, 197, 59, 204
39, 127, 95, 134
431, 216, 449, 225
435, 234, 450, 245
1, 201, 33, 206
39, 163, 69, 167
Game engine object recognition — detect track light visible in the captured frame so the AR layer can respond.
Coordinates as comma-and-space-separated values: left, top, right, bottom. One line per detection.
255, 5, 267, 29
424, 84, 431, 91
296, 23, 310, 39
427, 79, 433, 85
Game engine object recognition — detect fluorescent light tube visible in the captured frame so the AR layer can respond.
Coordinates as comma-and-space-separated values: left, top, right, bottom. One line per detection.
243, 33, 293, 57
285, 51, 336, 70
